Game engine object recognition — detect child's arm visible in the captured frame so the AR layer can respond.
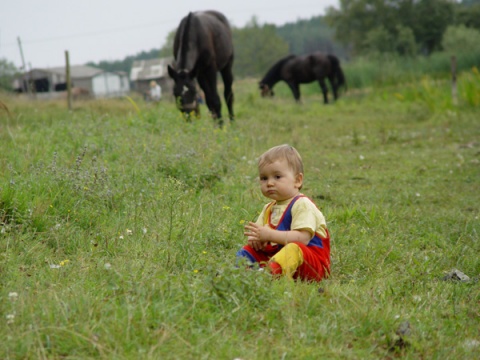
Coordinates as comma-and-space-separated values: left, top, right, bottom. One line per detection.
244, 222, 311, 246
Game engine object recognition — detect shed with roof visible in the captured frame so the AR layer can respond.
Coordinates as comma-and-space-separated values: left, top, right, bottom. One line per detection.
14, 65, 130, 99
130, 57, 173, 98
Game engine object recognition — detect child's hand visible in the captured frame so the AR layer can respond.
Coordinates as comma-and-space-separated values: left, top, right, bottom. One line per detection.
244, 222, 271, 242
247, 237, 266, 251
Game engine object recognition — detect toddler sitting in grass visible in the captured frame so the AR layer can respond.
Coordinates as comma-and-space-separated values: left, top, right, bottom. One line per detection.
237, 144, 330, 281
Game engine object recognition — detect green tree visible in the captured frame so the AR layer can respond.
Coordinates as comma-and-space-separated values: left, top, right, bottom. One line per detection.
362, 23, 416, 57
326, 0, 455, 55
0, 58, 19, 91
159, 30, 176, 58
363, 25, 395, 54
411, 0, 455, 54
455, 3, 480, 30
87, 48, 161, 73
442, 24, 480, 54
232, 18, 289, 78
325, 0, 400, 55
275, 16, 345, 57
460, 0, 480, 6
395, 25, 417, 57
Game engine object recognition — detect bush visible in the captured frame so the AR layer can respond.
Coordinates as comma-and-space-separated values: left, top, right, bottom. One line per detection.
442, 25, 480, 55
0, 59, 18, 91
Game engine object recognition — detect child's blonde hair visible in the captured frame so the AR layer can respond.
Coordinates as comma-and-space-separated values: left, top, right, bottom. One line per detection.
258, 144, 304, 188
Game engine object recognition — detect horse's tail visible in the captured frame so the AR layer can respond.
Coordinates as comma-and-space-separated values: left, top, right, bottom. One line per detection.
327, 54, 347, 92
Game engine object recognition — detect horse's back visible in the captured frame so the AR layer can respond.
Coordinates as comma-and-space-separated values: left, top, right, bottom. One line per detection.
282, 54, 320, 83
280, 52, 333, 83
307, 52, 333, 77
309, 52, 330, 67
175, 10, 233, 70
196, 10, 233, 62
198, 10, 230, 29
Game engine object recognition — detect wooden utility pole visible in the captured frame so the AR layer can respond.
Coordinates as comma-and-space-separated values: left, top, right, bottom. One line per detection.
17, 36, 29, 94
65, 50, 72, 110
451, 55, 457, 106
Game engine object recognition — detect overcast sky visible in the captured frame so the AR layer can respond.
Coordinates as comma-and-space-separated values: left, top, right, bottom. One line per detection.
1, 0, 338, 69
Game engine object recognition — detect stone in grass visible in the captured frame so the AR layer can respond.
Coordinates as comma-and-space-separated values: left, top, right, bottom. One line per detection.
389, 321, 412, 353
396, 321, 412, 338
442, 269, 470, 282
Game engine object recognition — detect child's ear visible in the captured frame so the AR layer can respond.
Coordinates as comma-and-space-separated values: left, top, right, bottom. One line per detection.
295, 173, 304, 188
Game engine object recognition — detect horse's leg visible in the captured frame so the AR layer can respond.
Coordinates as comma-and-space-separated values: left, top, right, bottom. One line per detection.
328, 74, 338, 101
287, 82, 301, 102
220, 60, 234, 121
198, 70, 222, 123
318, 78, 329, 104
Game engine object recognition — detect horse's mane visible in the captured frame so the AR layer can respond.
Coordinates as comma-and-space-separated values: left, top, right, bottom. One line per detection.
260, 54, 296, 86
178, 12, 193, 69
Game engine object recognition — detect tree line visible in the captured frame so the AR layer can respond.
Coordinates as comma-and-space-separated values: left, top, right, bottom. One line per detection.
1, 0, 479, 91
87, 0, 480, 78
325, 0, 480, 57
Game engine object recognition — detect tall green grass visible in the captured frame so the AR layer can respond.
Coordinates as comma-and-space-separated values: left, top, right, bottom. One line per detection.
0, 70, 479, 359
341, 50, 480, 90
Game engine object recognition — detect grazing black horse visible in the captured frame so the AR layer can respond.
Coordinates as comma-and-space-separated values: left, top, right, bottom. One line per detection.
259, 52, 346, 104
167, 11, 234, 125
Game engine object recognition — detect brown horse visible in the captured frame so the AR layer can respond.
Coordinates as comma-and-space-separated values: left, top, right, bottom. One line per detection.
259, 52, 346, 104
167, 11, 234, 126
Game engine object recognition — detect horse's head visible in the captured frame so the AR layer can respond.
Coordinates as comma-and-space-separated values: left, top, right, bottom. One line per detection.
259, 82, 274, 97
168, 65, 199, 116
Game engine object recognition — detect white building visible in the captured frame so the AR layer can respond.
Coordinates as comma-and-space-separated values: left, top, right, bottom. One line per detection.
14, 65, 130, 99
130, 57, 173, 98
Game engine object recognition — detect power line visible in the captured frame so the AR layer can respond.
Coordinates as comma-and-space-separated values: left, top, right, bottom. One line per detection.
1, 20, 176, 48
2, 4, 327, 48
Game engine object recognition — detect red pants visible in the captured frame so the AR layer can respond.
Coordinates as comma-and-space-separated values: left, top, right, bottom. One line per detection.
239, 242, 329, 282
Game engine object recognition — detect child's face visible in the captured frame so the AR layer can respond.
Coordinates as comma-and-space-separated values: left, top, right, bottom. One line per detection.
259, 159, 303, 201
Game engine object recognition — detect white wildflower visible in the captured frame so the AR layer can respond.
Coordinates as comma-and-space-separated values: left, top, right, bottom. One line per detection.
119, 235, 124, 240
8, 292, 18, 301
49, 264, 61, 269
464, 339, 480, 349
6, 314, 15, 324
142, 227, 147, 234
359, 155, 365, 160
126, 229, 133, 235
104, 263, 112, 270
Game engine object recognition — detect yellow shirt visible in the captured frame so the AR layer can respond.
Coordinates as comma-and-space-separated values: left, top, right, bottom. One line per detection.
255, 195, 327, 239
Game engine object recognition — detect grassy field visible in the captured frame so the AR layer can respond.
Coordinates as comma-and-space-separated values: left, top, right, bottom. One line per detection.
0, 69, 479, 359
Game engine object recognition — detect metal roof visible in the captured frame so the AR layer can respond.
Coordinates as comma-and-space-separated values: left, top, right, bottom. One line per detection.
38, 65, 104, 79
130, 57, 173, 81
